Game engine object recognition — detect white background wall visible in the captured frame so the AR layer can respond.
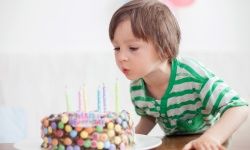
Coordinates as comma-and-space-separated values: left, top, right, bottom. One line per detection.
0, 0, 250, 139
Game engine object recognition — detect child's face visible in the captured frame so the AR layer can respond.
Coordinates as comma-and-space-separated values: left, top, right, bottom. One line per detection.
112, 19, 162, 80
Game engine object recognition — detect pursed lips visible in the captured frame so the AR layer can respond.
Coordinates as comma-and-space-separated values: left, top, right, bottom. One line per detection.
121, 67, 130, 75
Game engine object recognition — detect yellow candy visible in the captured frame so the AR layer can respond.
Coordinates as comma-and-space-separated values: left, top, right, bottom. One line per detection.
43, 137, 48, 143
61, 114, 69, 123
107, 130, 115, 138
65, 125, 72, 132
114, 124, 122, 133
107, 122, 114, 130
48, 127, 53, 134
80, 130, 88, 139
97, 141, 104, 149
114, 136, 121, 145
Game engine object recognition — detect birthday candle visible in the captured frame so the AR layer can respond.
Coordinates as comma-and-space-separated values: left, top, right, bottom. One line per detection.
115, 79, 120, 113
103, 83, 107, 112
65, 86, 72, 112
78, 90, 81, 111
97, 86, 101, 112
82, 84, 87, 112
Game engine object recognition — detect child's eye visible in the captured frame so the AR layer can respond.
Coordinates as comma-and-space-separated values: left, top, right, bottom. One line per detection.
113, 47, 120, 51
129, 47, 138, 51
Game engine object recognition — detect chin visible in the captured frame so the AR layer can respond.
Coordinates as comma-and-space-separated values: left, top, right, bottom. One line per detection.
125, 75, 140, 81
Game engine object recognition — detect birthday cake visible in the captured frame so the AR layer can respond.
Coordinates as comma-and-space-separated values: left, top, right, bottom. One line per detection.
41, 110, 135, 150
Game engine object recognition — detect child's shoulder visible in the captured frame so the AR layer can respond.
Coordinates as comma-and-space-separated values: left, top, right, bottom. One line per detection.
176, 56, 201, 66
175, 56, 214, 78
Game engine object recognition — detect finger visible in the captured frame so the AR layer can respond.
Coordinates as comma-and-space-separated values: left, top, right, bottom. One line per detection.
193, 143, 206, 150
182, 142, 193, 150
218, 145, 226, 150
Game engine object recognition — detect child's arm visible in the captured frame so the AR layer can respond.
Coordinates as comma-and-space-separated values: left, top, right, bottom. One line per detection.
135, 115, 156, 135
183, 106, 249, 150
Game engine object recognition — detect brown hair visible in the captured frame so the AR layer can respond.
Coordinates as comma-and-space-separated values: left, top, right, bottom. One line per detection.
109, 0, 181, 61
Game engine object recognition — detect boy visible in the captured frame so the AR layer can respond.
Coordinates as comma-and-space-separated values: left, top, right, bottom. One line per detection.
109, 0, 248, 149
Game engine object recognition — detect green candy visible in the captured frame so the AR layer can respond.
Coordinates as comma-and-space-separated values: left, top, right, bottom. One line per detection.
57, 144, 65, 150
96, 125, 103, 133
58, 121, 64, 129
84, 139, 91, 148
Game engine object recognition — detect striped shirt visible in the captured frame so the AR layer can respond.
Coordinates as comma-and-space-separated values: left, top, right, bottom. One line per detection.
130, 57, 248, 135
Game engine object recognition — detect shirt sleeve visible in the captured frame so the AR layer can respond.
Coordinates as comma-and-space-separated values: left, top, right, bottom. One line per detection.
199, 75, 248, 116
130, 80, 147, 116
131, 100, 147, 116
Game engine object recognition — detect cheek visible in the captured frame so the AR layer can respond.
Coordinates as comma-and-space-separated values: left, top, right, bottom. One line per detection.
114, 56, 121, 68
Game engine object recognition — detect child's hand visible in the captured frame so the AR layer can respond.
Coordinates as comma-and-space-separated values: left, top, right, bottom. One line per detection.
182, 135, 226, 150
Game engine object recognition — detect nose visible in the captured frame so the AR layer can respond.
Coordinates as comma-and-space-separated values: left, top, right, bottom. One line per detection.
116, 50, 128, 62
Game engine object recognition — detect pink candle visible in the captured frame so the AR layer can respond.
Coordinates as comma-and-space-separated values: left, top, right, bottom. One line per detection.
78, 91, 81, 111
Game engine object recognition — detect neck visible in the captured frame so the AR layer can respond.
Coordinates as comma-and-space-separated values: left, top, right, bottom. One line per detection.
143, 60, 171, 89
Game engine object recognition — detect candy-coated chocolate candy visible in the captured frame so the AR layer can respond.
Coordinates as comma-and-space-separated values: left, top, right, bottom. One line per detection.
99, 133, 108, 141
47, 137, 52, 144
61, 114, 69, 123
109, 144, 116, 150
43, 128, 48, 135
73, 145, 80, 150
91, 140, 97, 148
114, 136, 121, 145
107, 122, 114, 130
51, 138, 58, 146
43, 137, 48, 143
122, 121, 128, 129
73, 145, 81, 150
51, 122, 57, 129
85, 127, 94, 134
75, 126, 83, 132
48, 127, 53, 134
97, 141, 104, 149
66, 145, 73, 150
107, 130, 115, 138
80, 130, 88, 139
58, 144, 65, 150
96, 125, 103, 133
69, 118, 75, 125
76, 138, 84, 146
84, 139, 91, 148
64, 137, 72, 145
58, 121, 64, 129
43, 119, 49, 127
70, 130, 78, 138
104, 141, 111, 149
55, 129, 64, 137
114, 124, 122, 133
65, 125, 72, 132
92, 132, 99, 141
116, 117, 122, 124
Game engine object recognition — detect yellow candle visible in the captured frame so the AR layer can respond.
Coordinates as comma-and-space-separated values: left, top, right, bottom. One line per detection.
65, 86, 72, 112
82, 84, 87, 112
115, 79, 120, 113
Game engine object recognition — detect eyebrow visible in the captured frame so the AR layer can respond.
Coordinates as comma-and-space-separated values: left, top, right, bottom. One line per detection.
112, 38, 141, 45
